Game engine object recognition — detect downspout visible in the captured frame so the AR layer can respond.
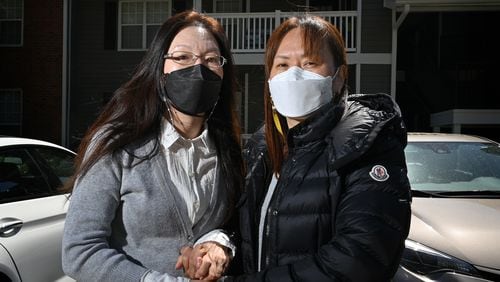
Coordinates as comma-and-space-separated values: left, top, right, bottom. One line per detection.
390, 3, 409, 99
61, 0, 70, 147
244, 73, 249, 134
356, 0, 362, 93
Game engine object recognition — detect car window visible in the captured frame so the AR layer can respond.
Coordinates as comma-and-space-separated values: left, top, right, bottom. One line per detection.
32, 146, 75, 185
0, 148, 52, 203
405, 142, 500, 192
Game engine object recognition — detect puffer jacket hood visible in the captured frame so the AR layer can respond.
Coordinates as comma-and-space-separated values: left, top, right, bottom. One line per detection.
328, 93, 406, 169
284, 93, 406, 167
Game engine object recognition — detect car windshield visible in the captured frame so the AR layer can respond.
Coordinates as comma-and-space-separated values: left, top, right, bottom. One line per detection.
405, 141, 500, 193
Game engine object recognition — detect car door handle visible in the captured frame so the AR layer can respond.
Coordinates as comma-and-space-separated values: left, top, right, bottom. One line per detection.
0, 217, 23, 237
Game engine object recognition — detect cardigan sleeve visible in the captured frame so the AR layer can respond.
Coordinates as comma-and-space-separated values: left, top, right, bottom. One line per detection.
62, 154, 149, 281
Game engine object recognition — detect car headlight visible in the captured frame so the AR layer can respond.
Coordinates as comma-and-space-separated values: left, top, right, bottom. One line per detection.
401, 239, 480, 277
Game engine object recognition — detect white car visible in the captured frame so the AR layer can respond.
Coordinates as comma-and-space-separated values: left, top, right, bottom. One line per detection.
394, 133, 500, 281
0, 136, 76, 282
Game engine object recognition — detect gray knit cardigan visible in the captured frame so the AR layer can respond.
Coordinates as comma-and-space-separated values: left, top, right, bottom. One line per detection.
62, 138, 229, 281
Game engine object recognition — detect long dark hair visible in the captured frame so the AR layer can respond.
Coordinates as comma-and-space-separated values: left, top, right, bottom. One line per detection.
65, 11, 243, 215
264, 15, 348, 175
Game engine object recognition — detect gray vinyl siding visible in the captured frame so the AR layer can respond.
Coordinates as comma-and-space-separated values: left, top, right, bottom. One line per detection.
69, 0, 145, 143
236, 65, 266, 134
67, 0, 393, 144
360, 64, 391, 94
202, 0, 311, 13
249, 0, 307, 12
361, 0, 392, 53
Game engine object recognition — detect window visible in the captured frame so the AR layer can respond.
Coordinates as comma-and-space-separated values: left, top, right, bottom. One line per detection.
118, 0, 170, 50
33, 146, 75, 185
0, 148, 50, 203
0, 145, 75, 203
213, 0, 242, 13
0, 0, 23, 46
0, 89, 22, 136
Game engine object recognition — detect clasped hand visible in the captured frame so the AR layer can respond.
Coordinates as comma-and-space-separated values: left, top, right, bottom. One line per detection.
176, 242, 231, 281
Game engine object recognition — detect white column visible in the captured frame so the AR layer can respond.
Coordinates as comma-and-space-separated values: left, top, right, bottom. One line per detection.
390, 9, 397, 99
193, 0, 202, 12
356, 0, 362, 93
390, 4, 410, 99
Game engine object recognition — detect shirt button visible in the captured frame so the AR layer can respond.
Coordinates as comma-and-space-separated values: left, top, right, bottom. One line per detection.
187, 235, 193, 240
272, 209, 278, 216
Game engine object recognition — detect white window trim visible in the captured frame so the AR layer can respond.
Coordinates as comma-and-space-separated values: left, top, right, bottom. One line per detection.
0, 0, 24, 47
0, 88, 23, 126
117, 0, 171, 51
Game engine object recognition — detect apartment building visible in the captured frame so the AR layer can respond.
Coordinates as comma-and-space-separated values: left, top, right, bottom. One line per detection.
1, 0, 499, 147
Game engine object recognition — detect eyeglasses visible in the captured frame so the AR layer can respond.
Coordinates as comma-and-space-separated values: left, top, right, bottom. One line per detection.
164, 51, 227, 69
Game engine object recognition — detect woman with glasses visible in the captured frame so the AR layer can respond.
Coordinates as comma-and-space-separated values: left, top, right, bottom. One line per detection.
62, 11, 243, 282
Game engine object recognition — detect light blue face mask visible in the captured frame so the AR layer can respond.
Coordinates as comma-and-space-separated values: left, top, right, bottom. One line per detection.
268, 66, 339, 118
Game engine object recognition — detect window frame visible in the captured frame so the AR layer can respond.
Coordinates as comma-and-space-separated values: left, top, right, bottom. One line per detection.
117, 0, 170, 51
0, 0, 24, 47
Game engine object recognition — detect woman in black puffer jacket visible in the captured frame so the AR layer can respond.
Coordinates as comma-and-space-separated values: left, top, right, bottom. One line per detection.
235, 15, 412, 282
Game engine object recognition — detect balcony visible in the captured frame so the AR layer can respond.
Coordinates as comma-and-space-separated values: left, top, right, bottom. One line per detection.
207, 10, 358, 54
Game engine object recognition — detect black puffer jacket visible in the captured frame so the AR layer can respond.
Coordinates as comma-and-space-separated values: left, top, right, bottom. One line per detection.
236, 94, 412, 281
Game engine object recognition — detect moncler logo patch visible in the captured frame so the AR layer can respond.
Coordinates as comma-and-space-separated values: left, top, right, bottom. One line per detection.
369, 165, 389, 182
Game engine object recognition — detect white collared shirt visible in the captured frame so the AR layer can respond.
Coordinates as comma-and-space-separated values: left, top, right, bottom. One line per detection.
160, 119, 218, 225
142, 119, 234, 282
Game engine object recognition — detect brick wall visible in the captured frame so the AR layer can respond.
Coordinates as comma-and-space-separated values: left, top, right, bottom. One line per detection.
0, 0, 64, 144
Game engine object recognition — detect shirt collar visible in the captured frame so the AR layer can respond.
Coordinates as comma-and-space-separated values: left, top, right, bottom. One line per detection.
161, 118, 212, 150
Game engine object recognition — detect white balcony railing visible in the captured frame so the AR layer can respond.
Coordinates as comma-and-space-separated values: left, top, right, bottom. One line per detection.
208, 10, 358, 53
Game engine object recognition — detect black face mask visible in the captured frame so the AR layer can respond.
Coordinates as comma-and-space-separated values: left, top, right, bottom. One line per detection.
161, 64, 222, 116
